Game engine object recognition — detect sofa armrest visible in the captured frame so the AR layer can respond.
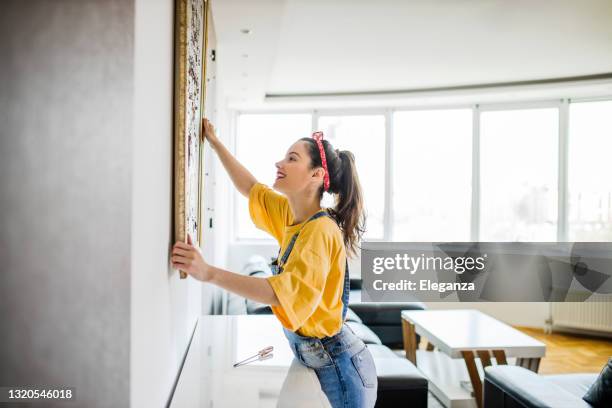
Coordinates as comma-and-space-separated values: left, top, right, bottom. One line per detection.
484, 366, 593, 408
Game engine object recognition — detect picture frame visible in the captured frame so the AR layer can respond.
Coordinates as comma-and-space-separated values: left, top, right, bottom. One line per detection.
173, 0, 210, 279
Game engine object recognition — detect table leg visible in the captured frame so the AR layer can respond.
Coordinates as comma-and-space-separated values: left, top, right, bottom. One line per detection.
516, 357, 540, 372
477, 350, 492, 368
461, 350, 483, 408
492, 350, 507, 365
401, 318, 417, 366
532, 358, 541, 373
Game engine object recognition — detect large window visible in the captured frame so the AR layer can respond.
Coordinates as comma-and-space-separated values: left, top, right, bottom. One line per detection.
479, 108, 559, 241
235, 113, 312, 240
392, 109, 472, 241
318, 115, 386, 239
568, 100, 612, 241
233, 99, 612, 244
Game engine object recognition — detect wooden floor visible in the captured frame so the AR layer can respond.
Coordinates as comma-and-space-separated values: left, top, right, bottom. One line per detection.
514, 326, 612, 374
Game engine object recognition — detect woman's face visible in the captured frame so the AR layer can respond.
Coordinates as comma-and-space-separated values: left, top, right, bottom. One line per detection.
273, 141, 322, 194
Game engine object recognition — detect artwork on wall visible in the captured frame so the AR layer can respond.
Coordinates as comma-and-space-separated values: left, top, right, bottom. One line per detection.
174, 0, 210, 279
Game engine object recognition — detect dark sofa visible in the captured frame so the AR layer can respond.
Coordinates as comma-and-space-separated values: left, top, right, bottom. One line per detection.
348, 278, 426, 349
484, 365, 598, 408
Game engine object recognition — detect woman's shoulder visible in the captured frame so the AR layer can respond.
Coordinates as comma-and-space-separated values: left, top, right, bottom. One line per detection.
249, 182, 292, 227
251, 182, 288, 203
301, 214, 344, 245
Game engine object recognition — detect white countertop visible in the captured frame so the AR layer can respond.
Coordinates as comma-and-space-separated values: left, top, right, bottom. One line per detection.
170, 315, 331, 408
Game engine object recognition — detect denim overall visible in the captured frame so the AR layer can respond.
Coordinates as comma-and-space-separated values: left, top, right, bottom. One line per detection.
271, 210, 378, 408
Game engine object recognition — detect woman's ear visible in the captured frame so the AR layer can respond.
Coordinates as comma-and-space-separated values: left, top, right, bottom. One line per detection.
312, 167, 325, 181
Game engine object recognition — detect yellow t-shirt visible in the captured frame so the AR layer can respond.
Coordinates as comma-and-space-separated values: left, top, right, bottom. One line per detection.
248, 182, 347, 338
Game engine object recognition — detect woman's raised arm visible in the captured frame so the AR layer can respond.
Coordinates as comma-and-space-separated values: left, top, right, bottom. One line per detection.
202, 118, 257, 198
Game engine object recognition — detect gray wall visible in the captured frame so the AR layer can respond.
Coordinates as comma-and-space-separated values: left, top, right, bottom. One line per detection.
0, 1, 134, 407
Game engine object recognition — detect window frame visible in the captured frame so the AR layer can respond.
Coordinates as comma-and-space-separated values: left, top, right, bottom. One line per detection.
316, 109, 389, 241
231, 96, 612, 243
565, 97, 612, 241
231, 109, 313, 242
476, 101, 563, 241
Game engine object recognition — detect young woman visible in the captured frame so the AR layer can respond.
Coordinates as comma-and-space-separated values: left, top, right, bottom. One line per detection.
172, 118, 378, 407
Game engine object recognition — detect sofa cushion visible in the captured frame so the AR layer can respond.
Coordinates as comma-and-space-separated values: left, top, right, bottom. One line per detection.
347, 289, 425, 348
582, 357, 612, 407
547, 373, 598, 400
349, 290, 426, 325
350, 278, 362, 290
366, 344, 400, 359
485, 365, 593, 408
369, 344, 429, 408
347, 321, 382, 345
372, 354, 428, 390
345, 307, 363, 323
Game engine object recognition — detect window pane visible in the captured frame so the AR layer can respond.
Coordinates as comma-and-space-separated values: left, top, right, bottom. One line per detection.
318, 115, 386, 239
235, 113, 312, 240
392, 109, 472, 241
568, 101, 612, 241
480, 108, 558, 241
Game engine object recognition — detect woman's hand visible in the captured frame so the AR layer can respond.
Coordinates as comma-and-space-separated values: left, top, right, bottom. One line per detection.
201, 118, 219, 145
172, 234, 280, 306
199, 116, 257, 198
172, 234, 214, 282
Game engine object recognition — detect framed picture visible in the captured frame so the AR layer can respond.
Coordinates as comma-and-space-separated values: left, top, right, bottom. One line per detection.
174, 0, 210, 279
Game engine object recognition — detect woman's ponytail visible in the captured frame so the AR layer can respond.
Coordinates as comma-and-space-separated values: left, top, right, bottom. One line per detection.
300, 137, 366, 257
329, 150, 365, 257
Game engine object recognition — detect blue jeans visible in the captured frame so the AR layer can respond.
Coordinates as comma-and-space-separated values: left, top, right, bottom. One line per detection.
283, 324, 378, 408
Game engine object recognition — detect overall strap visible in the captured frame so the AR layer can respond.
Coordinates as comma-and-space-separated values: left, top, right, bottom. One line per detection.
341, 258, 350, 322
278, 210, 329, 267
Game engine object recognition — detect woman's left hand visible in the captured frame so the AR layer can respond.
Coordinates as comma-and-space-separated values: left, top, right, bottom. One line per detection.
172, 234, 214, 282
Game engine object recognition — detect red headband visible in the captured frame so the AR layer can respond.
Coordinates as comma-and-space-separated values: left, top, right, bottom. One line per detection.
312, 131, 330, 191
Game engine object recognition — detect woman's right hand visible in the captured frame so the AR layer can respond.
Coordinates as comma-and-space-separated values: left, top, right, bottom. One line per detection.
200, 116, 257, 197
201, 118, 219, 145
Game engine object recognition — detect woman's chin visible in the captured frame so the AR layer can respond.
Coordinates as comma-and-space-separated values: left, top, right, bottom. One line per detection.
273, 178, 285, 192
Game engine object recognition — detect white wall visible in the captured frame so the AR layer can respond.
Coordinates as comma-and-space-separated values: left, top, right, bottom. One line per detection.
209, 30, 234, 299
201, 8, 222, 316
422, 302, 550, 328
131, 0, 217, 406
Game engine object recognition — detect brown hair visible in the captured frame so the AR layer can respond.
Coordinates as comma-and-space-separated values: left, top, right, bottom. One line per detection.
299, 137, 366, 257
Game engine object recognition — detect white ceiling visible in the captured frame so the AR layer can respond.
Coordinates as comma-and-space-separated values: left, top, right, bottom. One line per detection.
211, 0, 612, 109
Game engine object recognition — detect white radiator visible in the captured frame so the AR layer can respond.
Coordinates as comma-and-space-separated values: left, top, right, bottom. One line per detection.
551, 294, 612, 334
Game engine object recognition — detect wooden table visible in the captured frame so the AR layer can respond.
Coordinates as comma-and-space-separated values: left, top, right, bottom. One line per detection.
402, 309, 546, 408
